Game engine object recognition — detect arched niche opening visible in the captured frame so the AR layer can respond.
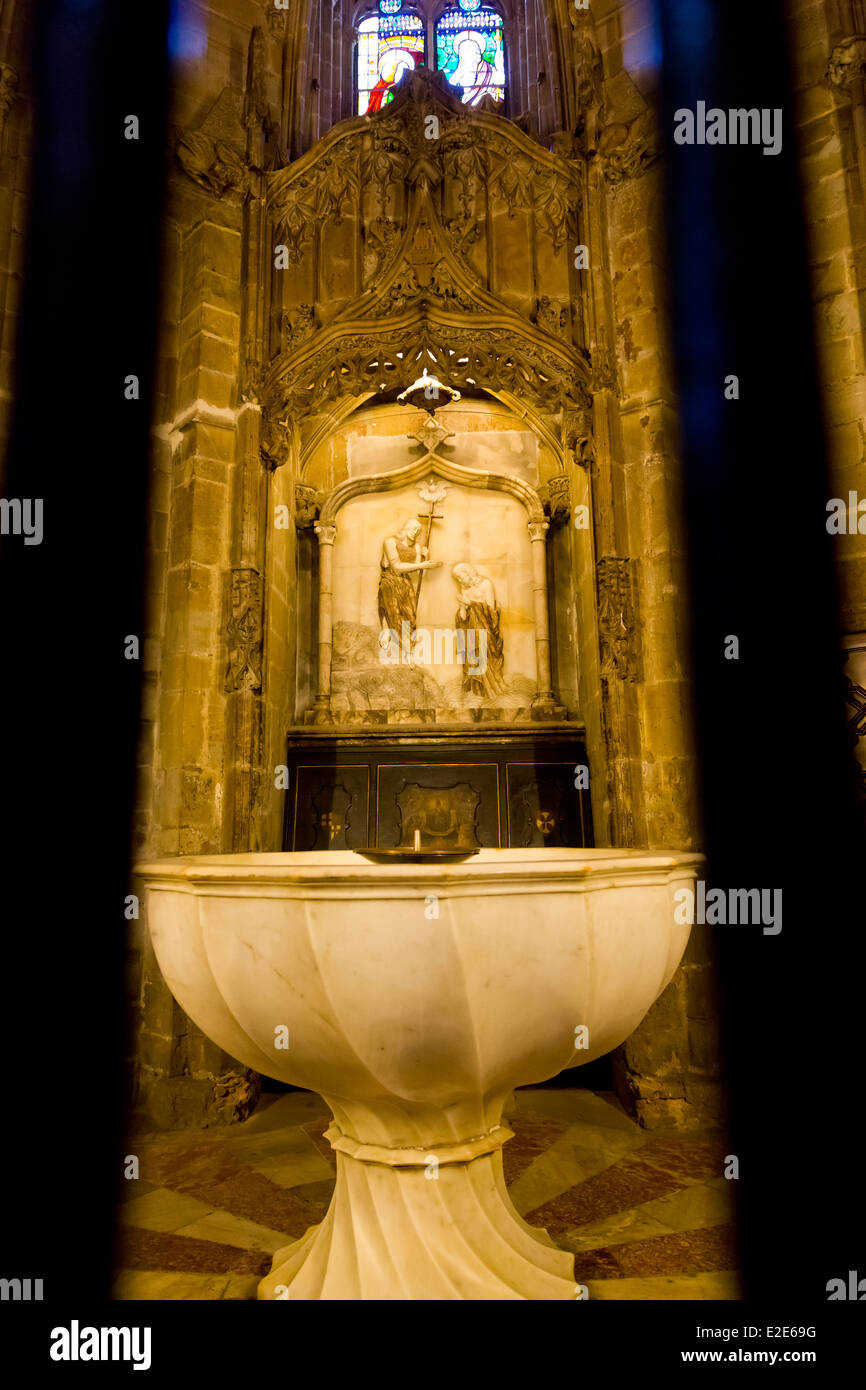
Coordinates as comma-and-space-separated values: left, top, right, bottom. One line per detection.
291, 396, 586, 728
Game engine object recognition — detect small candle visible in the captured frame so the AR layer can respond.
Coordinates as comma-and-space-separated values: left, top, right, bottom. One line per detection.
413, 829, 421, 853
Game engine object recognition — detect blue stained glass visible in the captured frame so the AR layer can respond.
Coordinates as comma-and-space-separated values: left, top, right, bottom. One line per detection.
435, 7, 505, 107
458, 0, 483, 12
379, 0, 403, 15
358, 13, 426, 116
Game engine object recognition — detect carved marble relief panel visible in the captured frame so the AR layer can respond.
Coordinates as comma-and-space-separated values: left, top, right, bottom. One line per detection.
329, 480, 537, 715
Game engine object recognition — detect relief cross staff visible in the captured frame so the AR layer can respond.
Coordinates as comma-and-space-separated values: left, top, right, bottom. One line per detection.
415, 476, 448, 604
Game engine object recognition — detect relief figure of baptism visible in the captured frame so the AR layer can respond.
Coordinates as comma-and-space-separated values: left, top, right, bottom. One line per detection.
452, 563, 507, 697
378, 519, 441, 646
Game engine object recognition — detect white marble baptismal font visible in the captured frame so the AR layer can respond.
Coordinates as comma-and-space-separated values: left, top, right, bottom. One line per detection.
138, 847, 701, 1300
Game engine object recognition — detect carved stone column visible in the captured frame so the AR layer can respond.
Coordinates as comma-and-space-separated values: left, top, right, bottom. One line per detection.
0, 64, 17, 152
580, 147, 641, 847
528, 518, 556, 708
224, 564, 265, 854
313, 522, 337, 720
827, 34, 866, 209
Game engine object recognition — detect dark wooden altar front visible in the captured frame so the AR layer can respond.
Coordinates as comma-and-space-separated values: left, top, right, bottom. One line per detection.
283, 727, 593, 852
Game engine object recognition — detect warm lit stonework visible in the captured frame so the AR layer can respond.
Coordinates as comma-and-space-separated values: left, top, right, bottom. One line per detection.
2, 0, 860, 1303
125, 2, 719, 1154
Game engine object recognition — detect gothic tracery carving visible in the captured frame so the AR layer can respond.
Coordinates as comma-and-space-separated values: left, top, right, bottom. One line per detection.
264, 69, 590, 424
597, 557, 641, 683
268, 320, 589, 418
225, 569, 264, 693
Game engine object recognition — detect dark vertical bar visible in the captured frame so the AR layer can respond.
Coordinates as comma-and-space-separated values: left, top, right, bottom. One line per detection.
0, 0, 169, 1297
659, 0, 866, 1299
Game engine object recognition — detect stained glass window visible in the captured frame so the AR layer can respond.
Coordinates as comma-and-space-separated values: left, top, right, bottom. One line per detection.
357, 12, 426, 116
435, 6, 505, 107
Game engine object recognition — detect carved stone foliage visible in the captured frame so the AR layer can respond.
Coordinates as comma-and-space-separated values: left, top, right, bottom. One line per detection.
539, 474, 571, 525
827, 36, 866, 87
176, 130, 248, 198
264, 68, 589, 423
598, 110, 660, 186
537, 297, 570, 338
294, 484, 321, 529
173, 35, 286, 201
367, 190, 478, 316
307, 66, 574, 238
268, 319, 590, 418
269, 71, 579, 257
364, 216, 402, 286
591, 343, 618, 394
259, 407, 289, 470
225, 568, 263, 694
597, 557, 641, 683
281, 303, 316, 351
484, 141, 575, 252
272, 148, 360, 264
563, 408, 594, 470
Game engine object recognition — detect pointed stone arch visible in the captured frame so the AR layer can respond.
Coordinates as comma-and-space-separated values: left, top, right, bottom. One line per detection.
263, 66, 590, 457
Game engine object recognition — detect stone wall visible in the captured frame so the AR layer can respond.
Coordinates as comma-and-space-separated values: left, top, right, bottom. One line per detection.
581, 0, 719, 1128
124, 0, 726, 1131
132, 5, 274, 1127
789, 0, 866, 804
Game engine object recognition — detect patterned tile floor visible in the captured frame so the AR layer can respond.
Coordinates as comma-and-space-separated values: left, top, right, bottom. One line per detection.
114, 1088, 741, 1300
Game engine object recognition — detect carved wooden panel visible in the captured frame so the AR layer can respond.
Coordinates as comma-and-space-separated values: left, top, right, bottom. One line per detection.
377, 765, 499, 849
506, 762, 589, 848
283, 733, 594, 852
291, 765, 369, 850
